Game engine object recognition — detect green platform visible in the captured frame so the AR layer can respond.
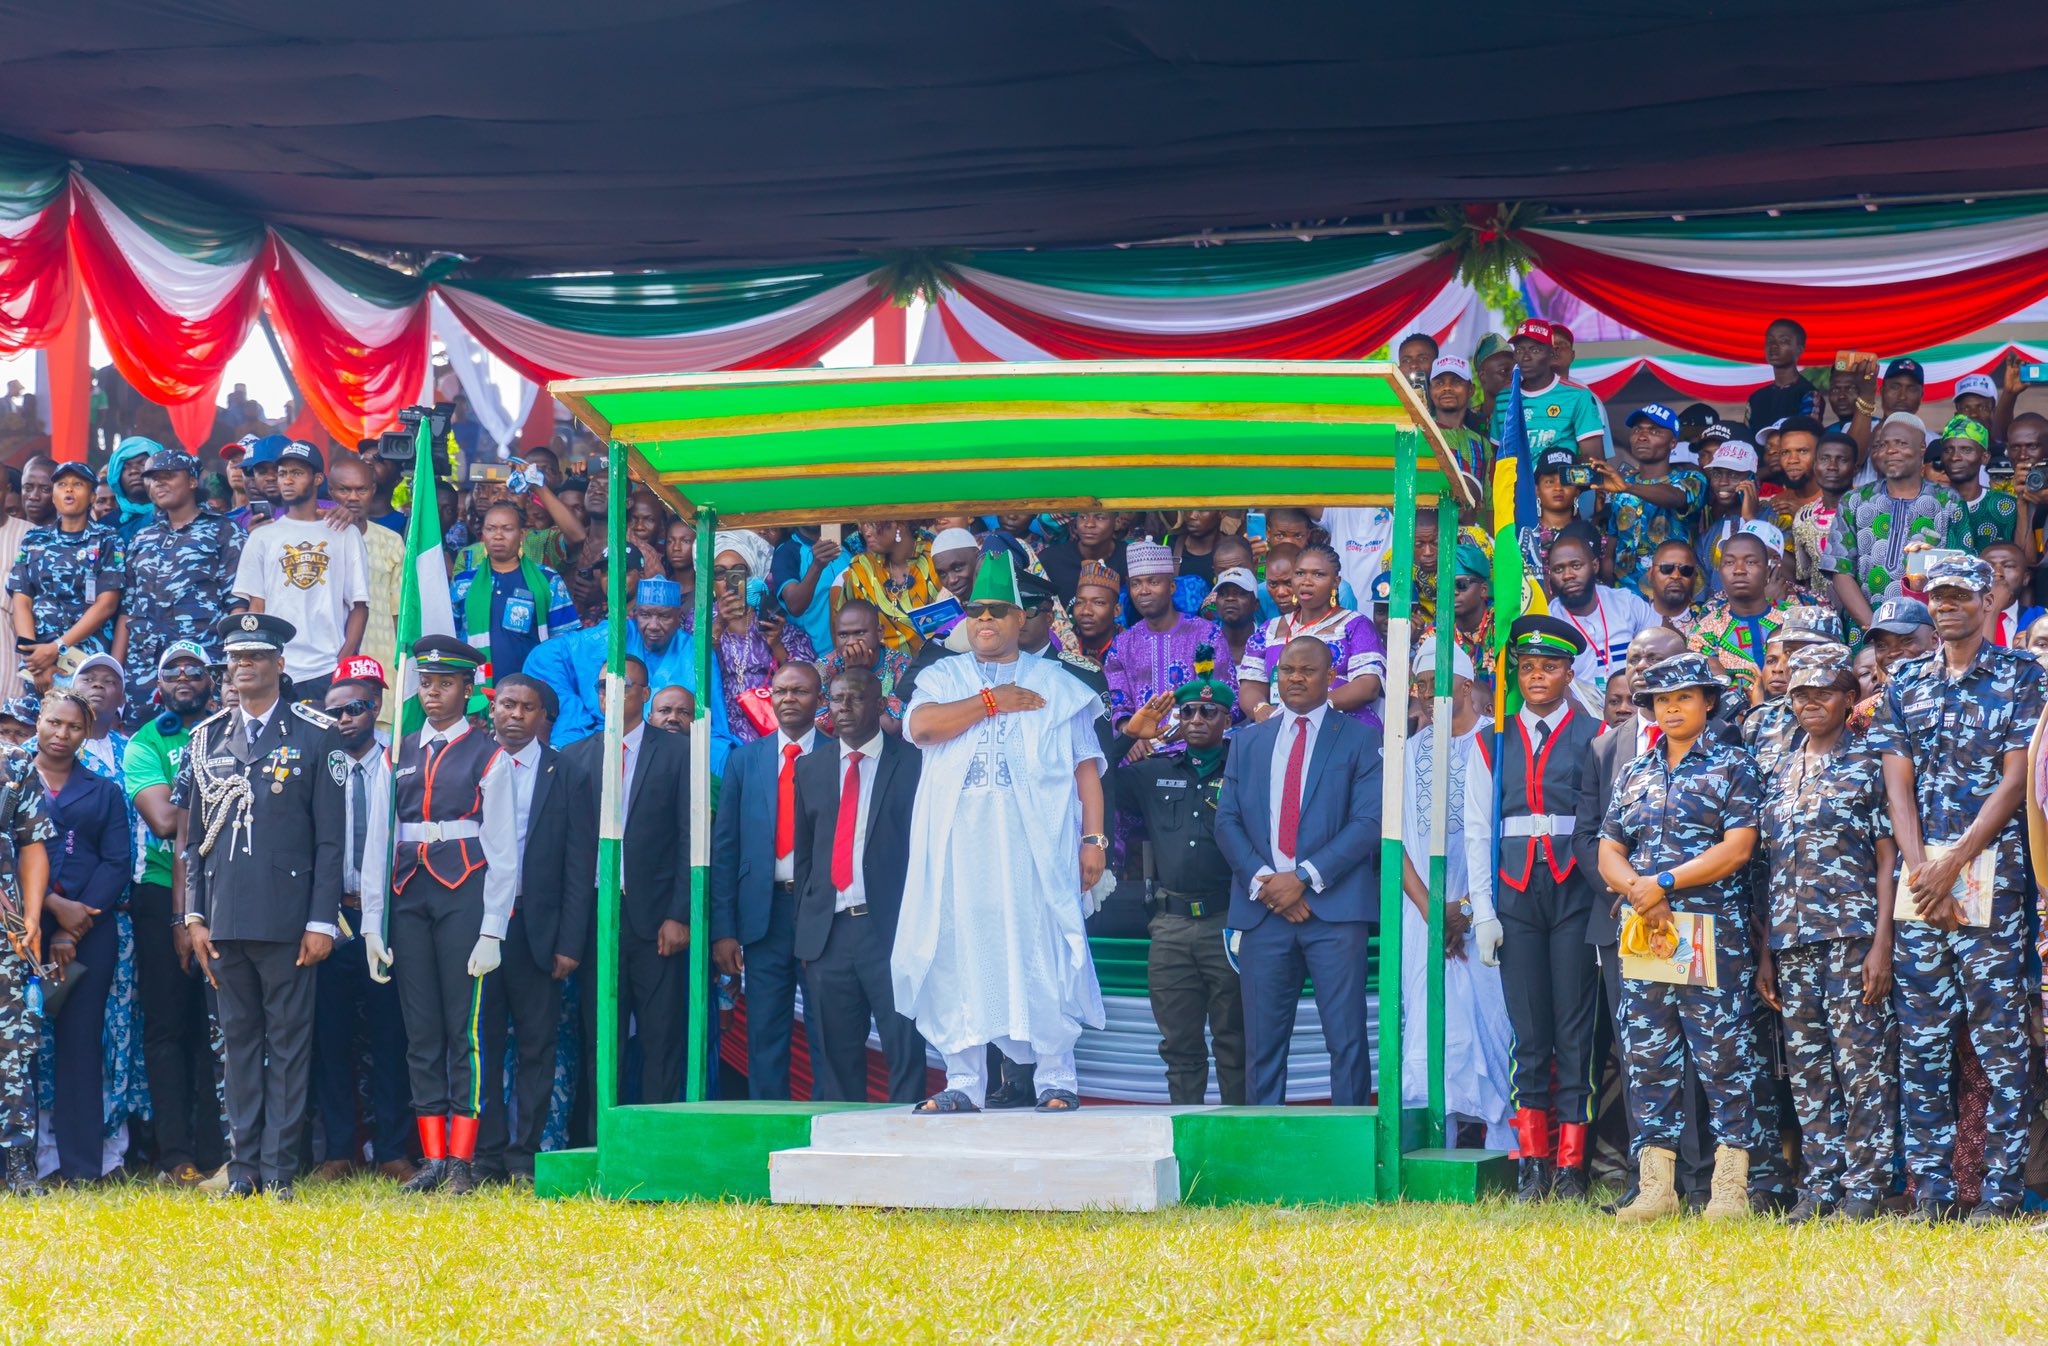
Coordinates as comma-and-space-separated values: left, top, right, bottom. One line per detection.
534, 1102, 1510, 1206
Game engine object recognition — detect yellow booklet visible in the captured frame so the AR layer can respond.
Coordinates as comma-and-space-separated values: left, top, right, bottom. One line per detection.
1619, 911, 1718, 988
1897, 844, 1994, 928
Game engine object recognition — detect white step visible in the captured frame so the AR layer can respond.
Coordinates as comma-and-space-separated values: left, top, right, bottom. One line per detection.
769, 1147, 1178, 1211
805, 1105, 1190, 1157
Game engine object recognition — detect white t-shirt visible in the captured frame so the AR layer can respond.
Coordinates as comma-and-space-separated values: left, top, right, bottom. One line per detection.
1555, 585, 1660, 689
232, 517, 370, 682
1318, 507, 1396, 603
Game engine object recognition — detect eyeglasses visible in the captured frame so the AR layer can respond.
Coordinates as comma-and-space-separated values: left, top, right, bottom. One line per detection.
964, 602, 1016, 619
1656, 563, 1699, 578
1180, 703, 1229, 719
1453, 576, 1485, 592
160, 665, 209, 681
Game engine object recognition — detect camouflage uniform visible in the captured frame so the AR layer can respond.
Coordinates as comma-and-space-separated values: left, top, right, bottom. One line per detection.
1868, 641, 2046, 1209
6, 519, 125, 654
0, 745, 55, 1154
1755, 730, 1898, 1205
1602, 734, 1766, 1159
118, 508, 244, 729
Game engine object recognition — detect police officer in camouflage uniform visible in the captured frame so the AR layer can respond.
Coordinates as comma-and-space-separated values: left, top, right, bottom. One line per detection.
0, 742, 52, 1195
113, 446, 245, 729
1599, 653, 1766, 1223
1753, 643, 1898, 1224
1738, 605, 1842, 753
1110, 647, 1245, 1105
1869, 552, 2046, 1223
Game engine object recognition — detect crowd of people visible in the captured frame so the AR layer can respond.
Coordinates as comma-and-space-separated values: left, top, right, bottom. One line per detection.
0, 311, 2040, 1224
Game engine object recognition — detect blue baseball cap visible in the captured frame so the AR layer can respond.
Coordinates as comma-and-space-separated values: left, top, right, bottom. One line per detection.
1625, 403, 1680, 433
244, 434, 290, 467
1884, 357, 1926, 384
1868, 597, 1933, 634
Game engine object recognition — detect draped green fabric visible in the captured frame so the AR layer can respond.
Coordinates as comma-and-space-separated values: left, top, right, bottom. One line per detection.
962, 233, 1441, 295
274, 226, 427, 307
444, 260, 880, 336
0, 143, 65, 222
1545, 196, 2048, 242
83, 163, 265, 264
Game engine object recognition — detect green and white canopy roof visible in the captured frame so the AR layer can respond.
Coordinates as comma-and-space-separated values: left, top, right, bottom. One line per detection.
552, 360, 1474, 526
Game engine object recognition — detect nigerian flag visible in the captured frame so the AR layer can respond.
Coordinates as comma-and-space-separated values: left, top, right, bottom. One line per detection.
392, 419, 455, 735
1488, 366, 1547, 723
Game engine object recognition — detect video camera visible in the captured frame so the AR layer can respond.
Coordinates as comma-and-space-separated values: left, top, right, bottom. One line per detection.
375, 402, 457, 473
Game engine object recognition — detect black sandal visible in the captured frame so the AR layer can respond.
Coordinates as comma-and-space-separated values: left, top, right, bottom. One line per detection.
1034, 1089, 1081, 1112
913, 1089, 981, 1114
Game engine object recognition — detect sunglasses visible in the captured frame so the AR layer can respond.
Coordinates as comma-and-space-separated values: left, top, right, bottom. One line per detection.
1453, 576, 1485, 592
1180, 703, 1228, 719
1656, 563, 1699, 578
332, 699, 374, 719
964, 602, 1017, 620
160, 665, 210, 680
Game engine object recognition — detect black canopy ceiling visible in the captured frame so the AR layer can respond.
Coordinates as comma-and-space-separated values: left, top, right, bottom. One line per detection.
4, 0, 2047, 270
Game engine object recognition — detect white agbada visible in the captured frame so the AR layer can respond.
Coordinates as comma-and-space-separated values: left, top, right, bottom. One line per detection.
892, 650, 1108, 1062
1401, 717, 1515, 1144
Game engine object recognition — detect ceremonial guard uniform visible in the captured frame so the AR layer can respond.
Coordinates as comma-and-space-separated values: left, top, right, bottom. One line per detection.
1754, 643, 1897, 1222
1601, 654, 1766, 1221
0, 746, 52, 1194
1495, 615, 1602, 1200
363, 637, 519, 1195
174, 613, 346, 1197
1111, 649, 1245, 1105
1868, 554, 2045, 1218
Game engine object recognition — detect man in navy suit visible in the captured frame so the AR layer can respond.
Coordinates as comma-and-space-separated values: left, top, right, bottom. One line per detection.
710, 662, 825, 1099
1215, 636, 1383, 1105
792, 668, 927, 1102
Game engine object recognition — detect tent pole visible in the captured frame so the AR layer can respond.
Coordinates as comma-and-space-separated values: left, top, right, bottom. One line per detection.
596, 441, 628, 1142
1376, 428, 1419, 1201
1425, 493, 1455, 1146
685, 507, 716, 1102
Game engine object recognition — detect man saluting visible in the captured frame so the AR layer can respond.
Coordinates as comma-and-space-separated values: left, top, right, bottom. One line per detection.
892, 552, 1109, 1113
176, 612, 346, 1199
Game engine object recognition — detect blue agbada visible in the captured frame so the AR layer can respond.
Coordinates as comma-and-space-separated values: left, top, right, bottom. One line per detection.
524, 622, 735, 773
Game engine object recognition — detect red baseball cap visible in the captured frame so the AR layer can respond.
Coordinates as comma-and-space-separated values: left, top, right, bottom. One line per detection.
1511, 319, 1554, 347
334, 654, 387, 687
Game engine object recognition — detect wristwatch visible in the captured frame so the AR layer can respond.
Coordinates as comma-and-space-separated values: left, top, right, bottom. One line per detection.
1656, 871, 1676, 891
1080, 833, 1108, 850
1457, 899, 1473, 918
181, 912, 207, 927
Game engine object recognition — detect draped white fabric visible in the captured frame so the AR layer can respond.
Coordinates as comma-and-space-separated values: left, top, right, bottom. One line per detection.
431, 293, 536, 457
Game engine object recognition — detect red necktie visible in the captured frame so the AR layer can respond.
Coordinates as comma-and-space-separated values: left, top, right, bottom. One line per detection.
1995, 613, 2010, 647
1645, 724, 1663, 751
775, 742, 801, 859
831, 750, 864, 891
1277, 716, 1308, 860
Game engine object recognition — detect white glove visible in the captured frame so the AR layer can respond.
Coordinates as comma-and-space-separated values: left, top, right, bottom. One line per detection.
1472, 916, 1504, 968
364, 930, 394, 984
1081, 870, 1116, 919
466, 934, 502, 978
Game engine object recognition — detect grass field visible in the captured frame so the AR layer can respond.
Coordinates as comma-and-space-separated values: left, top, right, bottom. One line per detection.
3, 1182, 2046, 1343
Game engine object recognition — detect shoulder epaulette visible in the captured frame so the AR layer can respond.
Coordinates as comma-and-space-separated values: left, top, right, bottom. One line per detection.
191, 708, 231, 735
1057, 649, 1102, 674
290, 702, 336, 730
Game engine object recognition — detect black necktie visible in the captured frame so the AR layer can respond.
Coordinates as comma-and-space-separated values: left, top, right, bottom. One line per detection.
1533, 718, 1551, 753
350, 762, 368, 869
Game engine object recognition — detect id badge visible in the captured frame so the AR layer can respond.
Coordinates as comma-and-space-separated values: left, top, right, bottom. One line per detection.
503, 595, 536, 635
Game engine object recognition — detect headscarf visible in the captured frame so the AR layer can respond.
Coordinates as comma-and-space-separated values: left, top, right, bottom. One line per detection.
107, 436, 161, 531
711, 528, 774, 581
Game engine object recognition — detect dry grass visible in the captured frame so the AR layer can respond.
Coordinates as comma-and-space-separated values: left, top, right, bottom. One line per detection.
0, 1181, 2043, 1343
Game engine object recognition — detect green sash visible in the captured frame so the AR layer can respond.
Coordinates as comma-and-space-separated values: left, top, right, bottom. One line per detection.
463, 557, 551, 682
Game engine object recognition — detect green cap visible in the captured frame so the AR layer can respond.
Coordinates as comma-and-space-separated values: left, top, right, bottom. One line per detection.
1939, 415, 1990, 450
1173, 644, 1237, 712
968, 550, 1022, 606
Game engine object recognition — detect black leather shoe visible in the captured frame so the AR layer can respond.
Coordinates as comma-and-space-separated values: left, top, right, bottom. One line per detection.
1907, 1197, 1957, 1224
1600, 1180, 1639, 1216
1749, 1188, 1797, 1216
268, 1182, 294, 1204
225, 1178, 260, 1199
1836, 1196, 1883, 1222
442, 1159, 477, 1196
984, 1079, 1036, 1110
1783, 1193, 1833, 1225
1966, 1201, 2014, 1225
1514, 1157, 1553, 1203
400, 1159, 448, 1194
1550, 1165, 1589, 1203
3, 1148, 43, 1198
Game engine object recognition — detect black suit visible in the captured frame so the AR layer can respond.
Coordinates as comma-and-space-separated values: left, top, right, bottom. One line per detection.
479, 742, 596, 1178
176, 701, 347, 1190
562, 726, 694, 1143
791, 733, 927, 1102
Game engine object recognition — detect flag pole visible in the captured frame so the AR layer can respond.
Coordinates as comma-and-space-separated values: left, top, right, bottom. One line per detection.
596, 441, 628, 1138
685, 505, 716, 1102
1376, 426, 1419, 1201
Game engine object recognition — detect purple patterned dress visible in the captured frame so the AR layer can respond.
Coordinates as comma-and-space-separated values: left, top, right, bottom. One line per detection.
1240, 607, 1386, 726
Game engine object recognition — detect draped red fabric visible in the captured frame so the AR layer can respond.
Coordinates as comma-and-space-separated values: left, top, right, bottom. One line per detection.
0, 202, 73, 353
66, 186, 263, 443
264, 241, 432, 447
944, 253, 1458, 359
1522, 231, 2048, 363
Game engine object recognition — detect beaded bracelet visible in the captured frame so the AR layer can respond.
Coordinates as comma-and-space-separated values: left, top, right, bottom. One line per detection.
980, 687, 999, 718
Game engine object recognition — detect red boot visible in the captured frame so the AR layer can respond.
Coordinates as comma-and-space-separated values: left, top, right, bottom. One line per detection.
1552, 1121, 1591, 1202
401, 1116, 448, 1193
1513, 1108, 1553, 1203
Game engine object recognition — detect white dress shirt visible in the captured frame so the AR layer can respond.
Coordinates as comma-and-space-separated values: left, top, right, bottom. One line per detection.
360, 719, 521, 942
502, 738, 544, 893
1517, 703, 1568, 749
833, 733, 885, 911
773, 727, 818, 884
591, 724, 648, 887
1633, 711, 1659, 761
1255, 700, 1331, 898
339, 741, 394, 899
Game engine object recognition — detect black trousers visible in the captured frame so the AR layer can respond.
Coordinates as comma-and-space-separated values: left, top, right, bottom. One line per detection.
1498, 867, 1600, 1124
802, 909, 925, 1104
1146, 908, 1246, 1105
741, 884, 804, 1100
48, 915, 117, 1180
573, 933, 688, 1144
213, 938, 317, 1188
130, 882, 224, 1172
311, 925, 412, 1164
390, 874, 501, 1119
477, 910, 561, 1177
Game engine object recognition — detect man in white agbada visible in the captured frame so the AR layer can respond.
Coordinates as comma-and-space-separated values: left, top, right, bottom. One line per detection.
892, 552, 1109, 1112
1398, 644, 1515, 1147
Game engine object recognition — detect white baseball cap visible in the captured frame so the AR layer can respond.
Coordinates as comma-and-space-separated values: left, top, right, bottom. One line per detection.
1955, 373, 1998, 401
1709, 440, 1759, 474
1413, 643, 1477, 681
1429, 355, 1473, 384
1206, 566, 1259, 602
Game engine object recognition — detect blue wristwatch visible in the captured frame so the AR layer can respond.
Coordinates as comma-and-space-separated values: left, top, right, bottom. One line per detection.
1656, 871, 1676, 891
